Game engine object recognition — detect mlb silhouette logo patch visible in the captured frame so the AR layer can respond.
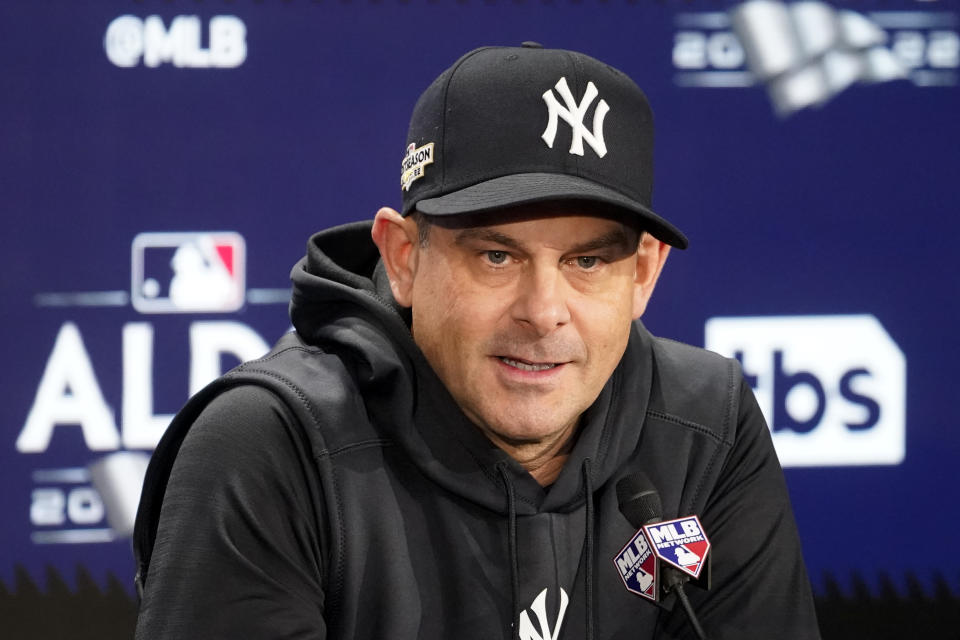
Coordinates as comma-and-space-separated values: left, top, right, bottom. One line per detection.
131, 232, 246, 313
613, 528, 658, 601
643, 516, 710, 579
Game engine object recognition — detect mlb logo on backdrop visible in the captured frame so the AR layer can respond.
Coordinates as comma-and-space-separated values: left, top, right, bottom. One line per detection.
705, 314, 906, 467
131, 232, 246, 313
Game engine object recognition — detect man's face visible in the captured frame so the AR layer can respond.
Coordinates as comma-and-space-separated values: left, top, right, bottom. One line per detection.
406, 211, 647, 450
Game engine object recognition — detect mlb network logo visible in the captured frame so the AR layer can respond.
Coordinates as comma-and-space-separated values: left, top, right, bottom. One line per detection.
131, 232, 245, 313
644, 517, 710, 579
614, 527, 658, 601
705, 314, 906, 467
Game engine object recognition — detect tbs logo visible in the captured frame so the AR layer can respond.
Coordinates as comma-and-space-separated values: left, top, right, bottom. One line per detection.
131, 232, 245, 313
705, 315, 906, 467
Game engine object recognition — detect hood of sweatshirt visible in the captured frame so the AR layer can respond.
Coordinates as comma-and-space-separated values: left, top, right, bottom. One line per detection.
289, 221, 654, 517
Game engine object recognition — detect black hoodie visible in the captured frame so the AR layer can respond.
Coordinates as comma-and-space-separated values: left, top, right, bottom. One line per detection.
134, 222, 820, 639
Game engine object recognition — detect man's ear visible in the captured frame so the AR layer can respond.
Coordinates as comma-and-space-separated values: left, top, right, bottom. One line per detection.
371, 207, 420, 307
632, 234, 670, 319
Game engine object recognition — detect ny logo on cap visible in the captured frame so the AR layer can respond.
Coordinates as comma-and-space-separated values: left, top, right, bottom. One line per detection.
541, 77, 609, 158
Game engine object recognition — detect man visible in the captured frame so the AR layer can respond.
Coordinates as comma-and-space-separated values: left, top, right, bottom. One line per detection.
134, 44, 820, 639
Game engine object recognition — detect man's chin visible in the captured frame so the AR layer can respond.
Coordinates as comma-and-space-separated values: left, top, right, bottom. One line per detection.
473, 411, 579, 449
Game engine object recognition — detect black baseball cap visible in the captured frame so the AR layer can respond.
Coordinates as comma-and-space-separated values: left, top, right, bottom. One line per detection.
399, 43, 688, 249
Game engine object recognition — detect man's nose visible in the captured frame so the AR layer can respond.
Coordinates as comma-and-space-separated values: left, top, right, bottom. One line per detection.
510, 265, 571, 337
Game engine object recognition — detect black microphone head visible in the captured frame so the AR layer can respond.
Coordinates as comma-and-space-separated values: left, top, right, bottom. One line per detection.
616, 472, 663, 528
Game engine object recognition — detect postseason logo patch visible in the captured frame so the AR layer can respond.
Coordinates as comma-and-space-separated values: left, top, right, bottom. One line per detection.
613, 528, 658, 601
643, 516, 710, 579
400, 142, 434, 191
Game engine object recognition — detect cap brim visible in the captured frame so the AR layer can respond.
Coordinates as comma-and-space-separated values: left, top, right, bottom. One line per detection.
415, 173, 688, 249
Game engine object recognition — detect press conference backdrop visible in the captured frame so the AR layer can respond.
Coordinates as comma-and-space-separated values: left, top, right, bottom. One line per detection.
1, 0, 957, 637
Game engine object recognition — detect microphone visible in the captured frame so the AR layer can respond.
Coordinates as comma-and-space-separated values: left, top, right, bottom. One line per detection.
614, 473, 710, 640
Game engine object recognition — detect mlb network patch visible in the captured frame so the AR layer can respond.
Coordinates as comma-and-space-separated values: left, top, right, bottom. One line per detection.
614, 527, 659, 601
643, 516, 710, 579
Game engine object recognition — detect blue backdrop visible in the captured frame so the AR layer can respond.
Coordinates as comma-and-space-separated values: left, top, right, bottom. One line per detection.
2, 0, 958, 632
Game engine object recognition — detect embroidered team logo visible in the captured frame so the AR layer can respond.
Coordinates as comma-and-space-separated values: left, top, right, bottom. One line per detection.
518, 588, 568, 640
644, 516, 711, 579
613, 528, 659, 601
400, 141, 434, 191
541, 77, 609, 158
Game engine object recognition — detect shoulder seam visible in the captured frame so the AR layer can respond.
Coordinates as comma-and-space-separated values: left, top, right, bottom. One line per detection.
242, 344, 326, 365
230, 367, 326, 427
689, 358, 739, 513
320, 439, 396, 457
644, 409, 734, 447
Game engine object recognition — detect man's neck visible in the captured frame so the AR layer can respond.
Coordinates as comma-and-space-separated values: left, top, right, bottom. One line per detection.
492, 426, 578, 487
526, 453, 570, 486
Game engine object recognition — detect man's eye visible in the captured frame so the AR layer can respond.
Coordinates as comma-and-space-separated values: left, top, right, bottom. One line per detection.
486, 251, 509, 265
576, 256, 599, 269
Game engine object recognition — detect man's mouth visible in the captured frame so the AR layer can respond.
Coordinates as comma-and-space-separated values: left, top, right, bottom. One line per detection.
499, 357, 560, 372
